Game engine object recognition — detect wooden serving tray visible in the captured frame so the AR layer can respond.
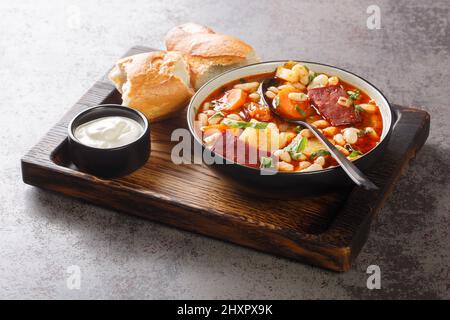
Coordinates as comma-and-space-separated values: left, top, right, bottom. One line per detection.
21, 46, 430, 271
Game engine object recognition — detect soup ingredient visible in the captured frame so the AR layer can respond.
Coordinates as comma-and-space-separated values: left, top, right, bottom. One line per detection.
260, 156, 274, 169
337, 96, 353, 107
314, 156, 326, 166
299, 161, 312, 169
214, 89, 247, 111
278, 161, 294, 171
288, 92, 308, 102
347, 89, 361, 101
265, 90, 276, 99
291, 64, 310, 85
359, 103, 378, 113
307, 74, 329, 89
299, 128, 314, 138
198, 113, 208, 127
343, 128, 360, 144
307, 85, 362, 126
335, 145, 350, 156
233, 82, 259, 92
311, 119, 330, 129
74, 116, 143, 149
349, 150, 362, 158
275, 67, 298, 82
328, 76, 339, 86
222, 118, 268, 129
246, 102, 272, 122
303, 139, 327, 157
273, 149, 292, 163
354, 104, 365, 113
274, 87, 314, 120
239, 122, 279, 152
311, 150, 331, 158
301, 163, 323, 172
248, 92, 261, 102
208, 112, 225, 124
211, 131, 268, 168
278, 132, 296, 149
285, 135, 308, 153
364, 127, 379, 139
322, 126, 339, 136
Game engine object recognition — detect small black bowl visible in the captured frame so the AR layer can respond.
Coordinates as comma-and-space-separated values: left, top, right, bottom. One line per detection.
68, 104, 150, 178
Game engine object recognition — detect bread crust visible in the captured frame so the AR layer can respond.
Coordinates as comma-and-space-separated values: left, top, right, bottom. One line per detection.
109, 51, 194, 122
165, 23, 258, 89
166, 30, 253, 60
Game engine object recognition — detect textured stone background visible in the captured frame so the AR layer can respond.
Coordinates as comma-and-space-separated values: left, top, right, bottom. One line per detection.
1, 0, 449, 299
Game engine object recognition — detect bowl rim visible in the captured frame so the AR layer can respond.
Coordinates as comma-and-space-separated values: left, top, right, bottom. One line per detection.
187, 60, 394, 175
68, 104, 150, 151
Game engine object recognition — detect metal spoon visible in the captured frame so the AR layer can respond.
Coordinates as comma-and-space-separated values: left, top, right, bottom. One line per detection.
259, 79, 378, 190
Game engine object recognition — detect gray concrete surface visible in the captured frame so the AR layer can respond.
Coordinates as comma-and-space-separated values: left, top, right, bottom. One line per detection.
1, 0, 449, 299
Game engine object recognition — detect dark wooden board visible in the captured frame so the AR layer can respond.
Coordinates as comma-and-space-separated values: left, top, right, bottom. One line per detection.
21, 46, 430, 271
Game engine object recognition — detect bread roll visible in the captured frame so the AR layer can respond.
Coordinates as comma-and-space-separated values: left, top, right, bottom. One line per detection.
165, 23, 260, 90
109, 51, 194, 122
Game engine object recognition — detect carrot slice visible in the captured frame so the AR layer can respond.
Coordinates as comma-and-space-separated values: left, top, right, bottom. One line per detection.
275, 87, 314, 120
217, 89, 247, 111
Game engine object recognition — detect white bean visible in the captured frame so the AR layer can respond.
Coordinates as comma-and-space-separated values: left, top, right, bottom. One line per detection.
279, 132, 296, 149
328, 76, 339, 86
265, 91, 276, 99
276, 67, 298, 82
268, 86, 279, 94
335, 145, 350, 156
299, 161, 312, 169
291, 82, 306, 90
343, 128, 359, 144
278, 161, 294, 172
278, 84, 295, 91
248, 92, 260, 102
292, 64, 310, 85
323, 126, 339, 136
314, 156, 325, 166
233, 82, 259, 92
288, 92, 308, 102
334, 133, 346, 146
300, 129, 314, 138
312, 120, 330, 129
308, 74, 329, 89
274, 149, 292, 162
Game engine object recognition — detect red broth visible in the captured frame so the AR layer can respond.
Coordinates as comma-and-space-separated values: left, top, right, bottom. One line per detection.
195, 66, 383, 172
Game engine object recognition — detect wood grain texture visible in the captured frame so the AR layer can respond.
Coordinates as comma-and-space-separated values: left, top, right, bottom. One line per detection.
21, 46, 430, 271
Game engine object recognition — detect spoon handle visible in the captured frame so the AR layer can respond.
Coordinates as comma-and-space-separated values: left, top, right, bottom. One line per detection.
300, 122, 379, 190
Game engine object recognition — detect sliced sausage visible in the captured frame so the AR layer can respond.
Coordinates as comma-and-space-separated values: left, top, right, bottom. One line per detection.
211, 131, 270, 167
307, 85, 361, 126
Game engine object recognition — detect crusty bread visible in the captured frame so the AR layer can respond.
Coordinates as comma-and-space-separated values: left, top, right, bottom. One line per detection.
109, 51, 194, 122
165, 23, 260, 89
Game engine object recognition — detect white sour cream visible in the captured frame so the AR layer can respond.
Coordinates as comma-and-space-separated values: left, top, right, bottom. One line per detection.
74, 116, 143, 149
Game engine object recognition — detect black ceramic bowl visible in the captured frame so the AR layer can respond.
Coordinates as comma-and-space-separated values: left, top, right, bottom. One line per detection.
68, 104, 150, 178
187, 61, 395, 188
